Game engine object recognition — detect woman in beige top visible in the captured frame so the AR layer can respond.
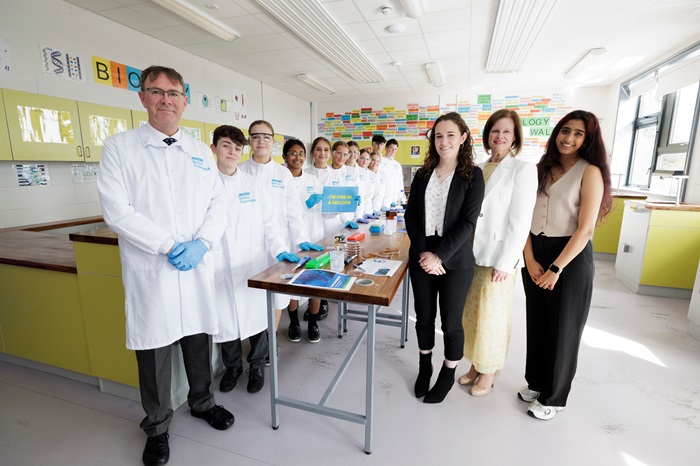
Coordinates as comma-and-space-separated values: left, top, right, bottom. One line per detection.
519, 110, 612, 420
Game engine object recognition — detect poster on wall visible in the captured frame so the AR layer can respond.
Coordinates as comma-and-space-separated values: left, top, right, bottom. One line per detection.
232, 89, 247, 122
409, 145, 421, 159
215, 97, 230, 113
14, 164, 50, 186
197, 92, 211, 109
41, 45, 84, 82
0, 39, 11, 73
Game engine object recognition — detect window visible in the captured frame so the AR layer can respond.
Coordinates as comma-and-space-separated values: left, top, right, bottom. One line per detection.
614, 42, 700, 195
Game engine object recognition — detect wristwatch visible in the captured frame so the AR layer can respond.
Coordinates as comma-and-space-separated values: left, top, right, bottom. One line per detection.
548, 264, 562, 274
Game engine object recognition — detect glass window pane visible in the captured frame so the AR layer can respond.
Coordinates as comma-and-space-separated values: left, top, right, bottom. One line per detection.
670, 82, 699, 144
88, 115, 128, 146
629, 125, 657, 186
181, 126, 201, 141
17, 106, 75, 144
656, 152, 687, 171
639, 91, 663, 116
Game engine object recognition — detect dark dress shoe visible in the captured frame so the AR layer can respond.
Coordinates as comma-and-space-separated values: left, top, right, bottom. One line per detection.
424, 364, 456, 404
219, 366, 243, 393
303, 300, 329, 321
142, 432, 169, 465
414, 352, 433, 398
191, 405, 234, 430
247, 366, 265, 393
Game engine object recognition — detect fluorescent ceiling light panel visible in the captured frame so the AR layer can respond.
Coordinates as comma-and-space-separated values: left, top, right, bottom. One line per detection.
150, 0, 240, 42
426, 62, 444, 87
564, 47, 607, 79
254, 0, 386, 83
400, 0, 424, 18
297, 74, 336, 95
485, 0, 556, 73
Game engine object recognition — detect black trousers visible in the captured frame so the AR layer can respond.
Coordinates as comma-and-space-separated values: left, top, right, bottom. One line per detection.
220, 330, 268, 371
409, 237, 473, 361
135, 333, 215, 437
522, 234, 594, 407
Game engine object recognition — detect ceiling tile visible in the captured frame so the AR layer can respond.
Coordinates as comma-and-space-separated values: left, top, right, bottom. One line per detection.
323, 0, 365, 24
99, 6, 170, 31
419, 8, 470, 33
344, 21, 377, 41
221, 14, 277, 36
247, 34, 298, 52
357, 38, 387, 54
380, 34, 426, 52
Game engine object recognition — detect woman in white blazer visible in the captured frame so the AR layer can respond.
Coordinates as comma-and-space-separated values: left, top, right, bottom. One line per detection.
459, 109, 538, 396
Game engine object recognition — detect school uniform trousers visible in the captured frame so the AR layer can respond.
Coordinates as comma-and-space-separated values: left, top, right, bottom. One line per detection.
135, 333, 215, 436
521, 233, 595, 407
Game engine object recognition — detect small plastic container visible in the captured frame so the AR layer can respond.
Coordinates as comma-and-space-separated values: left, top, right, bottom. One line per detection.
369, 223, 384, 235
385, 218, 397, 235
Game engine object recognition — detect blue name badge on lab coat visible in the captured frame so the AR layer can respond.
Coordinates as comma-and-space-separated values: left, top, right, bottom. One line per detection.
321, 186, 358, 213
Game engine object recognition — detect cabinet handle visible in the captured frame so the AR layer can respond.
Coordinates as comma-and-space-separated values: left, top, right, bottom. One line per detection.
85, 146, 91, 158
77, 146, 83, 158
620, 243, 631, 253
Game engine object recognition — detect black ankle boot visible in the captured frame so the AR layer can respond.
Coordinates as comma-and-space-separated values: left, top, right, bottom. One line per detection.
424, 364, 456, 404
414, 352, 433, 398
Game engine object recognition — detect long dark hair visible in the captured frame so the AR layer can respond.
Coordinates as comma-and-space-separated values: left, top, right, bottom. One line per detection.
537, 110, 612, 221
417, 112, 476, 181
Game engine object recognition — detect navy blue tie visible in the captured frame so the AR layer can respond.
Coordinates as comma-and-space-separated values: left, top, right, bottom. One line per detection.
163, 137, 177, 146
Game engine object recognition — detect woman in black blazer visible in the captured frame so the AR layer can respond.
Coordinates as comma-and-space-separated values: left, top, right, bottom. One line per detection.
405, 112, 485, 403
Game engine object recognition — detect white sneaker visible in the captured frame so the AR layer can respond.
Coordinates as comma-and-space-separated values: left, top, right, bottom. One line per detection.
527, 400, 565, 420
518, 386, 540, 402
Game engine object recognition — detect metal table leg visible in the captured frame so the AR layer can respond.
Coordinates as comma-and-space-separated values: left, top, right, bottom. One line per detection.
267, 290, 279, 429
364, 303, 376, 454
401, 272, 411, 347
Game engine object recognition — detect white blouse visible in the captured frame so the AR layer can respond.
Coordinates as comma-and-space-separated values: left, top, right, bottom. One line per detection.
424, 169, 455, 237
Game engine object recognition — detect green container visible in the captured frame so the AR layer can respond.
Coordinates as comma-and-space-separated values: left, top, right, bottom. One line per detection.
306, 252, 331, 269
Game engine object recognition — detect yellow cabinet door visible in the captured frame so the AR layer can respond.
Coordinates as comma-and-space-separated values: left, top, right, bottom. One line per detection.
0, 92, 11, 160
77, 102, 133, 162
3, 89, 84, 161
272, 133, 285, 164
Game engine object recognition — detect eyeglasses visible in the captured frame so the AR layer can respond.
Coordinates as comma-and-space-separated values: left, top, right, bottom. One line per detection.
334, 151, 348, 157
286, 150, 305, 157
144, 88, 187, 100
250, 133, 274, 142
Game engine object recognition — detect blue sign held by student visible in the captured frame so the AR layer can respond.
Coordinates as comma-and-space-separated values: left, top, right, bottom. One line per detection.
321, 186, 358, 213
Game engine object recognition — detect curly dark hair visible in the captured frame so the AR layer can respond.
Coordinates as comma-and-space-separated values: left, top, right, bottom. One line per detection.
417, 112, 476, 181
537, 110, 612, 221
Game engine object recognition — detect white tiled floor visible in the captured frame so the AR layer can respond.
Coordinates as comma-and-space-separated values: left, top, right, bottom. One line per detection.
2, 260, 699, 465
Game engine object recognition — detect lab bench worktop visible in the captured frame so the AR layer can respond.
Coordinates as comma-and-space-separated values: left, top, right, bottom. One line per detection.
0, 217, 116, 274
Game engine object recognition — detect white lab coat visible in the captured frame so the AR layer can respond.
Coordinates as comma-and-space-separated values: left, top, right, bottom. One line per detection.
97, 124, 230, 350
213, 170, 285, 342
472, 155, 538, 273
239, 158, 308, 309
289, 172, 325, 243
370, 168, 387, 212
306, 165, 353, 236
359, 167, 377, 216
381, 157, 405, 207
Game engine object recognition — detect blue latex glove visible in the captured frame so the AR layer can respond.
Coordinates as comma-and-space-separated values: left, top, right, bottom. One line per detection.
305, 193, 323, 209
277, 251, 300, 262
390, 202, 397, 207
344, 221, 359, 229
365, 213, 380, 220
354, 195, 362, 206
299, 242, 324, 251
380, 206, 389, 212
373, 210, 382, 217
356, 217, 369, 224
168, 239, 208, 271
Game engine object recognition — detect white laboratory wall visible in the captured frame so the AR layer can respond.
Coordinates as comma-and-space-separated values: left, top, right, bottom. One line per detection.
0, 0, 309, 228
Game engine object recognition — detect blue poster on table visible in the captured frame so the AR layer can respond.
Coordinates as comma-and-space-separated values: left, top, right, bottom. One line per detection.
321, 186, 358, 213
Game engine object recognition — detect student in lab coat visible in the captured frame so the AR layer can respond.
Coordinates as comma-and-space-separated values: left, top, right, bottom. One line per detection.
368, 151, 388, 214
238, 120, 322, 330
381, 138, 406, 208
282, 138, 324, 342
97, 65, 234, 466
211, 125, 298, 394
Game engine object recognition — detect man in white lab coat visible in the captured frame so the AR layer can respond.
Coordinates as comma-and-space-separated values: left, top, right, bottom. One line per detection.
97, 66, 234, 466
210, 125, 297, 394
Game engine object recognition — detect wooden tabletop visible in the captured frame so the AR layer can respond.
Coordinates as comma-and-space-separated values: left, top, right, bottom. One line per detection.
69, 226, 118, 245
0, 230, 77, 273
625, 199, 700, 212
248, 223, 410, 306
